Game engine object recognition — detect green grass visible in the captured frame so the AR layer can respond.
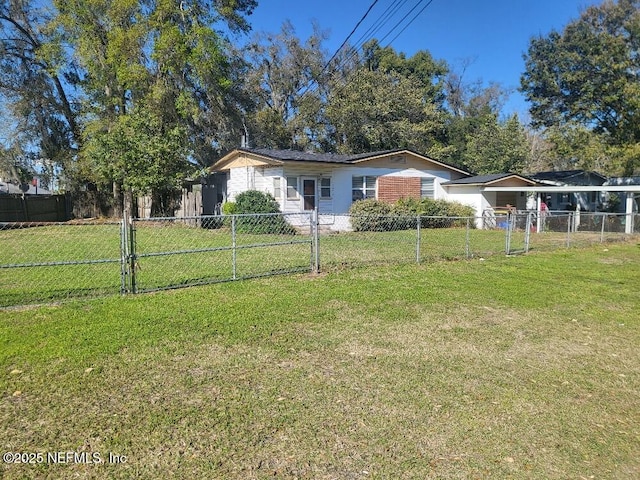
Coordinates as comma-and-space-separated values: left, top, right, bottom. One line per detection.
1, 243, 639, 479
0, 220, 635, 306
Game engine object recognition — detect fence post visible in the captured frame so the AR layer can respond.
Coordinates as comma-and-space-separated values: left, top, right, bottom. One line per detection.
524, 212, 532, 253
232, 215, 237, 280
416, 215, 421, 263
120, 215, 128, 294
128, 212, 137, 294
465, 217, 470, 259
312, 208, 320, 274
601, 213, 606, 243
505, 213, 512, 254
566, 212, 572, 248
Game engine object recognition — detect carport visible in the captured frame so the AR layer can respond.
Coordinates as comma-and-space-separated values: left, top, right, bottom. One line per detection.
484, 185, 640, 234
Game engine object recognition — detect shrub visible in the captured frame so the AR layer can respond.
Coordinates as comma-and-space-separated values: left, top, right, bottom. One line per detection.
235, 190, 280, 214
224, 190, 295, 235
349, 199, 394, 231
349, 197, 475, 231
419, 198, 475, 228
222, 202, 237, 215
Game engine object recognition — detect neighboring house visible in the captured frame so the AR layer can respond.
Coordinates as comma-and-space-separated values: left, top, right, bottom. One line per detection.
207, 148, 471, 218
528, 170, 607, 211
0, 176, 53, 196
603, 177, 640, 213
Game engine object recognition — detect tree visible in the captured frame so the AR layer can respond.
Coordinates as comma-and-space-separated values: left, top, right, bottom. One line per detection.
52, 0, 256, 213
0, 0, 81, 184
242, 21, 329, 150
521, 0, 640, 174
325, 41, 450, 156
83, 107, 192, 216
462, 114, 529, 174
440, 61, 514, 169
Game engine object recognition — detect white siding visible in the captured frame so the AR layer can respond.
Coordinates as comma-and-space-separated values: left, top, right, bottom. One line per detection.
227, 167, 253, 200
228, 164, 461, 217
445, 187, 489, 228
332, 167, 452, 213
280, 166, 336, 214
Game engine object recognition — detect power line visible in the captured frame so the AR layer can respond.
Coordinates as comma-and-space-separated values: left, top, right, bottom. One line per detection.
382, 0, 435, 47
322, 0, 381, 73
296, 0, 437, 101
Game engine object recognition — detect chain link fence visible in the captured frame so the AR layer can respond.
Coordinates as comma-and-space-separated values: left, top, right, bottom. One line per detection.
1, 210, 637, 307
0, 220, 123, 307
317, 214, 505, 268
504, 211, 639, 254
128, 213, 314, 293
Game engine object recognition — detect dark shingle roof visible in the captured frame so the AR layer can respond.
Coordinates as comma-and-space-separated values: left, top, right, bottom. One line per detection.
239, 148, 403, 164
530, 170, 607, 183
443, 173, 536, 185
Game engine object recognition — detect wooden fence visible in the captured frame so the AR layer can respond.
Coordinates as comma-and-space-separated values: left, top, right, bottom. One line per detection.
0, 194, 71, 222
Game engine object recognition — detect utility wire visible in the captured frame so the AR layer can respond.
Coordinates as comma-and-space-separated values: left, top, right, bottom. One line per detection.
383, 0, 435, 47
297, 0, 436, 100
322, 0, 381, 75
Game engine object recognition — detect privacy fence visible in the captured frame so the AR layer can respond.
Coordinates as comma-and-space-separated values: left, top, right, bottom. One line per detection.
1, 210, 637, 307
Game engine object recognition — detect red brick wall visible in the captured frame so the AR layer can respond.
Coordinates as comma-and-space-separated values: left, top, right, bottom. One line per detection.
377, 176, 421, 203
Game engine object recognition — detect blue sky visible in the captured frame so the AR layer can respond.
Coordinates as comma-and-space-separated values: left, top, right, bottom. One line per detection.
244, 0, 603, 119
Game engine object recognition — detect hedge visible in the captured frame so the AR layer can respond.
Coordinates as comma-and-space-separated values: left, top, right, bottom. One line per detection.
349, 197, 475, 231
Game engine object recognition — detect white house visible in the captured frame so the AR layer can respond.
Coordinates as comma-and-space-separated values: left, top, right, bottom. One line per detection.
207, 148, 640, 232
208, 148, 471, 218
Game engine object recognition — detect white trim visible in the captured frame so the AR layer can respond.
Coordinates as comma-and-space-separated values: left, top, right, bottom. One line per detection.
483, 185, 640, 192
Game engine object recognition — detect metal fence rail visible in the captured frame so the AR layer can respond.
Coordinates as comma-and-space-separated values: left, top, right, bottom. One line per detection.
0, 221, 123, 307
506, 211, 639, 254
1, 210, 637, 307
127, 213, 314, 293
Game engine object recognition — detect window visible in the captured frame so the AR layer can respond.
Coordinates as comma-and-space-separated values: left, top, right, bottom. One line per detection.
420, 177, 435, 199
286, 176, 298, 200
352, 176, 377, 201
273, 178, 281, 199
320, 178, 331, 199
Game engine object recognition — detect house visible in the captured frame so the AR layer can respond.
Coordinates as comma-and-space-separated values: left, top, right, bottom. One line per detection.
206, 149, 640, 232
603, 177, 640, 213
207, 148, 471, 221
528, 170, 607, 211
0, 178, 53, 196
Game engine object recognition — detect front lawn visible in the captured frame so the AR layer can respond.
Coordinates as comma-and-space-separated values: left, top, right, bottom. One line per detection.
1, 243, 639, 478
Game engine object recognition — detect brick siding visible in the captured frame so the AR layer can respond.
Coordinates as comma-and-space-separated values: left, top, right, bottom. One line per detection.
377, 176, 421, 203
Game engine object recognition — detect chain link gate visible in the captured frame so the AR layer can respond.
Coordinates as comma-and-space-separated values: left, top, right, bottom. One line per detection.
122, 212, 315, 293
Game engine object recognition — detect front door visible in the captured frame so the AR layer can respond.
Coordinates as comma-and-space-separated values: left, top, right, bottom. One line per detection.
302, 178, 316, 211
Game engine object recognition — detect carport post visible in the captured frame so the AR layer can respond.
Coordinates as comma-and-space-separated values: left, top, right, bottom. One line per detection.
536, 193, 542, 233
625, 195, 634, 234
